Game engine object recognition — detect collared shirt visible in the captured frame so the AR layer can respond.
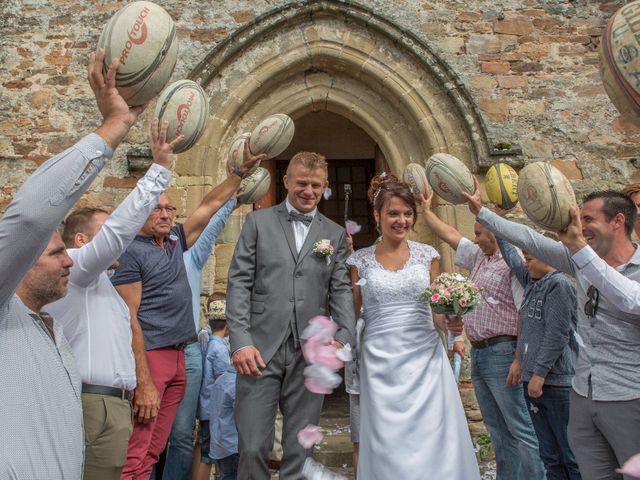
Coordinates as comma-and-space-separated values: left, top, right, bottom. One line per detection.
478, 207, 640, 401
46, 163, 172, 390
184, 198, 235, 332
209, 369, 239, 460
0, 133, 111, 479
199, 336, 232, 420
111, 224, 195, 350
285, 198, 317, 253
455, 237, 521, 342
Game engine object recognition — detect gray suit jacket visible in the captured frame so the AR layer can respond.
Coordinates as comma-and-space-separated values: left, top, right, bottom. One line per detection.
227, 201, 356, 365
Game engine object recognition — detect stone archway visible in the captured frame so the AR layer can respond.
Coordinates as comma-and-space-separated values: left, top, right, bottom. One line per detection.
178, 0, 521, 294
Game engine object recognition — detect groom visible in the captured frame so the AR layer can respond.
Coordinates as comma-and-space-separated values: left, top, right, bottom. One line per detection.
227, 151, 355, 479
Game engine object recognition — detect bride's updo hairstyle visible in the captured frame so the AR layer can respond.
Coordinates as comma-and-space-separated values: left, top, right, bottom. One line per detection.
367, 173, 418, 229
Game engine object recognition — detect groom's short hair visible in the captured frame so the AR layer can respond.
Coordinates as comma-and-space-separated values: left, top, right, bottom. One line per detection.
287, 151, 328, 178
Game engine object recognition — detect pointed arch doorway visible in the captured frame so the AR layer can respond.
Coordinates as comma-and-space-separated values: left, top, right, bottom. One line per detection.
179, 0, 521, 294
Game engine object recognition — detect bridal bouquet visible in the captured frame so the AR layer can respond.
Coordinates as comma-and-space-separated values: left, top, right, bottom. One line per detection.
420, 272, 481, 315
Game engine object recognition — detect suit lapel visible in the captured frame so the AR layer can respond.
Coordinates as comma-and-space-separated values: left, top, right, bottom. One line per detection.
298, 214, 323, 263
276, 203, 298, 261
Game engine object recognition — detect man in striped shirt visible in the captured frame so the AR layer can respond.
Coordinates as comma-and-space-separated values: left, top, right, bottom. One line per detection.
0, 50, 145, 479
421, 192, 544, 480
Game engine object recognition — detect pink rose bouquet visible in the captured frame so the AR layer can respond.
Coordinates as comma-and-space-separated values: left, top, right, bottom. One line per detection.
420, 272, 481, 315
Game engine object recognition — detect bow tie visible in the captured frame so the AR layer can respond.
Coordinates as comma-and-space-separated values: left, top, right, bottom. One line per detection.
288, 210, 313, 226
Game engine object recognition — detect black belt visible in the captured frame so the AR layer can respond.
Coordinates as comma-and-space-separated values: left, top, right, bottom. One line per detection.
470, 335, 517, 349
82, 383, 133, 401
172, 335, 198, 350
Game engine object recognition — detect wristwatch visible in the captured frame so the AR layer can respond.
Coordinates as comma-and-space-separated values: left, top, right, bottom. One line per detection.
232, 166, 250, 179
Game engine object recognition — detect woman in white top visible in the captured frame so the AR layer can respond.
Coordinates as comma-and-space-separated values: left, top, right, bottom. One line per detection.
347, 174, 480, 480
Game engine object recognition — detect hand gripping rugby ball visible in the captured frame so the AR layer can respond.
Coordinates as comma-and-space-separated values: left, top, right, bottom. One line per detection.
424, 153, 474, 204
517, 162, 577, 232
237, 167, 271, 205
227, 132, 253, 172
249, 114, 295, 160
154, 80, 209, 153
485, 163, 519, 210
97, 1, 178, 106
599, 1, 640, 127
402, 163, 432, 198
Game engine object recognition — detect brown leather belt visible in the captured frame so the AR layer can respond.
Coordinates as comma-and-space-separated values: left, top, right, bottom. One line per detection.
470, 335, 517, 349
173, 335, 198, 350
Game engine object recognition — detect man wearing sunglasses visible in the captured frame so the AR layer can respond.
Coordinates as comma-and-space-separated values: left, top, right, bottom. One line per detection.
465, 182, 640, 480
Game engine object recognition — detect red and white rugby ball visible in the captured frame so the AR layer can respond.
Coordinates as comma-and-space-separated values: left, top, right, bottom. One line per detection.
403, 163, 432, 198
154, 80, 209, 153
237, 167, 271, 205
517, 162, 577, 232
249, 114, 295, 159
97, 1, 178, 106
425, 153, 474, 204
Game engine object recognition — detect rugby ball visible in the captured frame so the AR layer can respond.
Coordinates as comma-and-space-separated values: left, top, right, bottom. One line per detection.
517, 162, 577, 232
425, 153, 474, 204
599, 1, 640, 127
485, 163, 519, 210
249, 114, 295, 159
237, 167, 271, 205
227, 132, 254, 172
97, 1, 178, 106
403, 163, 432, 198
154, 80, 209, 153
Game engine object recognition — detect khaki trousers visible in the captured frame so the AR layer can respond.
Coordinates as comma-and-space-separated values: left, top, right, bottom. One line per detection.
82, 392, 133, 480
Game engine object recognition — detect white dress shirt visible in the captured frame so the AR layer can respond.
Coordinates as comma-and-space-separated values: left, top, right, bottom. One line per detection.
46, 163, 172, 390
285, 198, 316, 252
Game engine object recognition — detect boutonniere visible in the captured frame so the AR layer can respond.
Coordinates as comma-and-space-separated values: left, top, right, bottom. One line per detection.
313, 239, 334, 265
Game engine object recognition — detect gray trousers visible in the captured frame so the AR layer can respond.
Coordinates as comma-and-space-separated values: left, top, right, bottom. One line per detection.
568, 390, 640, 480
236, 334, 324, 480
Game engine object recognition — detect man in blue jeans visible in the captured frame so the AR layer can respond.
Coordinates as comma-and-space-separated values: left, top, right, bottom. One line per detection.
421, 191, 545, 480
162, 198, 237, 480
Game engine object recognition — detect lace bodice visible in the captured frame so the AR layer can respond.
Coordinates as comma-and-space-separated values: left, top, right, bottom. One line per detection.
347, 241, 440, 307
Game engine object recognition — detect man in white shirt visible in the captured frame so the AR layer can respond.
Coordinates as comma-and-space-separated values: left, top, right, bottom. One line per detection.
46, 120, 180, 480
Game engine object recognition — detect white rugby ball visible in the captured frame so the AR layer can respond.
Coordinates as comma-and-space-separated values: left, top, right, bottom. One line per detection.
237, 167, 271, 205
403, 163, 432, 198
517, 162, 577, 232
97, 1, 178, 106
154, 80, 209, 153
425, 153, 474, 204
249, 114, 295, 159
227, 132, 252, 172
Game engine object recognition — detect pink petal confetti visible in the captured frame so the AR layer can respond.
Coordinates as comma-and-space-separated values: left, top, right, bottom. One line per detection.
618, 453, 640, 477
336, 344, 353, 362
304, 364, 342, 394
345, 220, 362, 236
315, 344, 344, 371
302, 457, 348, 479
301, 316, 338, 341
297, 424, 324, 449
302, 334, 323, 364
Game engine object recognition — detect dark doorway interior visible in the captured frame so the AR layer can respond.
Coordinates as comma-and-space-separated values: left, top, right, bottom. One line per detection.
275, 159, 377, 249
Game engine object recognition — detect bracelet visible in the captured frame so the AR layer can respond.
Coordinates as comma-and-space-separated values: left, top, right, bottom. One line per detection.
453, 335, 465, 342
232, 166, 250, 179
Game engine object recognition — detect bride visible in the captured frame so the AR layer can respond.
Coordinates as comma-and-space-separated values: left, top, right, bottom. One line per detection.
347, 174, 480, 480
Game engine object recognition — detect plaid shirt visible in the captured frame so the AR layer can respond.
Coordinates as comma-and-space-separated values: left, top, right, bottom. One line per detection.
455, 238, 520, 342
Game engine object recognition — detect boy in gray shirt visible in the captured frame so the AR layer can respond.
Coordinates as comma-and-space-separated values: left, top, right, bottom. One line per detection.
498, 234, 581, 480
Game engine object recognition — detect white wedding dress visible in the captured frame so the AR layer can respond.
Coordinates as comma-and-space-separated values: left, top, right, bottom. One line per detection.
347, 241, 480, 480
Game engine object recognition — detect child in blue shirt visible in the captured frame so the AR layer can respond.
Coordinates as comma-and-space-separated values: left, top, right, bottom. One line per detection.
196, 303, 232, 480
209, 365, 238, 479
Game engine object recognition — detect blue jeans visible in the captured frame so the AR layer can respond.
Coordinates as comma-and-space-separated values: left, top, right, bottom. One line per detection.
471, 340, 546, 480
524, 383, 582, 480
162, 342, 203, 480
217, 453, 239, 480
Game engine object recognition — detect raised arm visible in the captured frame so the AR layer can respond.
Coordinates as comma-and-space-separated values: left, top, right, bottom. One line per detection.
419, 190, 464, 250
182, 143, 266, 248
497, 238, 530, 288
69, 120, 178, 287
0, 50, 143, 306
328, 231, 356, 348
188, 198, 236, 272
463, 176, 574, 275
